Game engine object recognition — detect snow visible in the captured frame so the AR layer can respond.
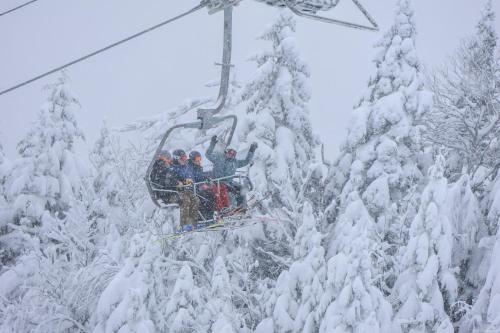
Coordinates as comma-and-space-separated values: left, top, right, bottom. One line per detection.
393, 154, 456, 333
1, 2, 500, 333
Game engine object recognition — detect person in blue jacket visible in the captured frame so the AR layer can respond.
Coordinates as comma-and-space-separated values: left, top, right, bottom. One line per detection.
187, 151, 215, 220
171, 149, 199, 228
187, 151, 207, 183
206, 136, 258, 209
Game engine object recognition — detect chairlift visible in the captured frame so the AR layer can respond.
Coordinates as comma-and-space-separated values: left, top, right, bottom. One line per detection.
145, 0, 379, 224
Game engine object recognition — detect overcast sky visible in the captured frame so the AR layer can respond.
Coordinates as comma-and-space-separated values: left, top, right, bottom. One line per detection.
1, 0, 498, 160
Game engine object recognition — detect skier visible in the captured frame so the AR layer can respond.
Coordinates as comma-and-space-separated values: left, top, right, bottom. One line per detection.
206, 135, 258, 210
171, 149, 200, 229
187, 150, 208, 183
187, 151, 215, 221
150, 150, 177, 204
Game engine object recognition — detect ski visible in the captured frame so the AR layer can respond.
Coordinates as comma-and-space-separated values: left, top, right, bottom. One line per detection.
156, 193, 273, 242
157, 214, 277, 242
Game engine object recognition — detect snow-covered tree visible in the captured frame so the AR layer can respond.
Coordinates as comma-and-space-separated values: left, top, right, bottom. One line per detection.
444, 175, 487, 306
240, 9, 318, 213
485, 174, 500, 234
0, 139, 13, 266
456, 174, 500, 330
92, 234, 157, 333
207, 256, 246, 332
0, 76, 100, 332
462, 227, 500, 333
425, 0, 500, 189
90, 121, 122, 210
164, 264, 208, 332
0, 75, 89, 268
324, 0, 431, 292
6, 75, 87, 231
256, 202, 326, 333
393, 154, 456, 333
0, 140, 9, 192
325, 0, 430, 236
317, 192, 393, 333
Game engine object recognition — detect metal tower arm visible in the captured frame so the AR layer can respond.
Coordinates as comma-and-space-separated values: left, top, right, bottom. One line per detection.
284, 0, 379, 31
197, 6, 233, 128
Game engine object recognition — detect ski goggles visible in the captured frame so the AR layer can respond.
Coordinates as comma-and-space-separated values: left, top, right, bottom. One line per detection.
193, 155, 202, 162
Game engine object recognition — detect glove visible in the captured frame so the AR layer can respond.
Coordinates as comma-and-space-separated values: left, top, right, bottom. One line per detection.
250, 142, 258, 152
211, 135, 218, 145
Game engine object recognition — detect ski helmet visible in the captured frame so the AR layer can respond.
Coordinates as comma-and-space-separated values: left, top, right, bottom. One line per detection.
225, 148, 237, 159
173, 149, 187, 161
189, 151, 202, 162
158, 150, 172, 164
158, 150, 171, 159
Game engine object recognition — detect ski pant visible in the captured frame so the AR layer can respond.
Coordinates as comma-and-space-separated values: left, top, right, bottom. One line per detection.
212, 183, 230, 211
226, 182, 246, 208
179, 190, 199, 227
157, 192, 177, 205
197, 186, 215, 221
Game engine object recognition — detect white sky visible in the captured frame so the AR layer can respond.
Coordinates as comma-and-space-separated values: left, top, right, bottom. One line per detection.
1, 0, 498, 160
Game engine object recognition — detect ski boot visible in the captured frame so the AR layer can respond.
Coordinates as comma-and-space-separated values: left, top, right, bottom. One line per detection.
182, 224, 194, 232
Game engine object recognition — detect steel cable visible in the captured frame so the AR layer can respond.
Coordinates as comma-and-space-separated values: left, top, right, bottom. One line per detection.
0, 0, 39, 17
0, 1, 207, 97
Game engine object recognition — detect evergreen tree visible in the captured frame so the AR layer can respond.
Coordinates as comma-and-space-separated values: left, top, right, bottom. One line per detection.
393, 154, 456, 333
6, 75, 87, 231
0, 76, 98, 332
207, 256, 245, 332
90, 121, 122, 210
0, 140, 9, 193
317, 192, 393, 333
164, 264, 208, 333
92, 234, 157, 333
425, 0, 500, 189
232, 11, 320, 305
240, 9, 317, 213
323, 0, 431, 287
485, 174, 500, 234
445, 175, 487, 306
462, 227, 500, 333
0, 75, 88, 266
0, 140, 13, 266
255, 202, 326, 333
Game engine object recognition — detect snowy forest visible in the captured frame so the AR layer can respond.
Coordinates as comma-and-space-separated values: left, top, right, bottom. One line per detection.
1, 0, 500, 332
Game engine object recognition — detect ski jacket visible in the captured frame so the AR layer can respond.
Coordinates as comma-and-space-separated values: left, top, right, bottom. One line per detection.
171, 162, 193, 183
150, 159, 175, 188
187, 162, 207, 183
206, 142, 254, 179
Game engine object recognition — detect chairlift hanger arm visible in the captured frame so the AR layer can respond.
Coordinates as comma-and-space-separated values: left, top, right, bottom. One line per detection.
197, 6, 233, 128
284, 0, 379, 31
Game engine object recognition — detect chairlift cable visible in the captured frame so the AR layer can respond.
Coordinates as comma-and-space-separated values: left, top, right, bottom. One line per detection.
0, 1, 207, 97
0, 0, 39, 18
